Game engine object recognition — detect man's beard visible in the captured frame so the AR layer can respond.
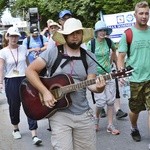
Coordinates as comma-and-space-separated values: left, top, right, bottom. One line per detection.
67, 41, 82, 49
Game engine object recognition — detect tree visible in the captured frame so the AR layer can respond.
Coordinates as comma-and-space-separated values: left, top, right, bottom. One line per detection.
1, 0, 149, 28
0, 0, 10, 16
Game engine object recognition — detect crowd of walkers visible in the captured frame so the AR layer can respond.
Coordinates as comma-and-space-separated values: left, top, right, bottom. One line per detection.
0, 1, 150, 150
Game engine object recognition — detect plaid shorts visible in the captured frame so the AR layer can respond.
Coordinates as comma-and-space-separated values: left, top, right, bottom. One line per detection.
129, 80, 150, 113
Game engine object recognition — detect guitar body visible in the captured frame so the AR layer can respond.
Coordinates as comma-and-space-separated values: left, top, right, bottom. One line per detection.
20, 74, 74, 120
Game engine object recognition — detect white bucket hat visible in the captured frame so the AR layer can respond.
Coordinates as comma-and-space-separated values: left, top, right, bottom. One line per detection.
7, 26, 21, 37
95, 20, 112, 35
52, 18, 94, 44
48, 22, 61, 29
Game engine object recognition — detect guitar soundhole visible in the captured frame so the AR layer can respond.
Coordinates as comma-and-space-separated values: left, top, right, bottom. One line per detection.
50, 83, 61, 90
50, 84, 63, 99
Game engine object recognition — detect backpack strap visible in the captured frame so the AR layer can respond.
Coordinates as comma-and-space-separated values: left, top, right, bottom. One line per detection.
88, 38, 109, 73
40, 34, 44, 47
27, 35, 44, 49
91, 37, 111, 53
91, 38, 95, 53
50, 45, 64, 76
105, 37, 112, 49
80, 48, 88, 74
50, 46, 88, 76
125, 28, 133, 57
27, 36, 30, 49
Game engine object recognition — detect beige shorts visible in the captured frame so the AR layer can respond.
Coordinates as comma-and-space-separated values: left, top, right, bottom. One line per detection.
49, 110, 96, 150
94, 79, 116, 108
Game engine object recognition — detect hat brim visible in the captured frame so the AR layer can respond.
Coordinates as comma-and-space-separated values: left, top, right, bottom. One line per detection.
8, 32, 21, 37
95, 27, 112, 35
48, 22, 61, 29
59, 13, 72, 19
52, 28, 94, 44
32, 31, 39, 34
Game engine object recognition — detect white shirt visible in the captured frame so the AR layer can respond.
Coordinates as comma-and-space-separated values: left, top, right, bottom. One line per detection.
0, 45, 27, 78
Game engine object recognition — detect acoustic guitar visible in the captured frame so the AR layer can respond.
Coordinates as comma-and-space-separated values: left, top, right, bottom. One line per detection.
20, 66, 133, 120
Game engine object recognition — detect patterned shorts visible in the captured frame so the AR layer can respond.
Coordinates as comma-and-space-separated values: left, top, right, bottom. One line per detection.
129, 80, 150, 113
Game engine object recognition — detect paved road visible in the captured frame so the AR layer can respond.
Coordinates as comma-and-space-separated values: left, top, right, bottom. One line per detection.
0, 91, 149, 150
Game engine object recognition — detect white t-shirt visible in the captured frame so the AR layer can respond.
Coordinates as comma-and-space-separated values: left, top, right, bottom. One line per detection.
0, 45, 27, 78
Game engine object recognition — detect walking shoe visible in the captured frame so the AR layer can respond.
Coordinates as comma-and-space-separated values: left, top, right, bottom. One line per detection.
32, 136, 42, 145
12, 129, 21, 139
130, 129, 141, 142
100, 108, 107, 118
107, 124, 120, 135
116, 109, 128, 119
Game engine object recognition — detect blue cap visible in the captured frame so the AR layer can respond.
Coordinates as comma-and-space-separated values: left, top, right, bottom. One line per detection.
59, 10, 72, 19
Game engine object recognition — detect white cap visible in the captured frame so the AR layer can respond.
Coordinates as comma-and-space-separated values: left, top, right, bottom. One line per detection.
7, 26, 21, 37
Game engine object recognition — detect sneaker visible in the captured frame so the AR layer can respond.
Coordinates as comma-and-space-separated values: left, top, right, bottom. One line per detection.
32, 136, 42, 145
100, 108, 107, 118
12, 129, 21, 139
130, 129, 141, 142
107, 124, 120, 135
116, 109, 128, 119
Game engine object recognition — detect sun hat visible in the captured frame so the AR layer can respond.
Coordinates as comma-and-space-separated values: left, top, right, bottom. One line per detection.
48, 22, 61, 29
47, 19, 54, 26
95, 20, 112, 35
7, 26, 21, 37
59, 10, 72, 19
30, 26, 39, 34
52, 18, 94, 44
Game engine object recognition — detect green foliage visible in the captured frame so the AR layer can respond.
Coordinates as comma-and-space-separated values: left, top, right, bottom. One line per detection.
0, 0, 9, 16
1, 0, 150, 28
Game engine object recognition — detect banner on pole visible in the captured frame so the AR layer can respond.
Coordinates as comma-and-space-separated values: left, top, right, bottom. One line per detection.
103, 11, 135, 43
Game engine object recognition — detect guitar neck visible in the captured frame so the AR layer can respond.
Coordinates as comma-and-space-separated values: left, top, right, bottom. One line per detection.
61, 74, 112, 94
50, 66, 133, 99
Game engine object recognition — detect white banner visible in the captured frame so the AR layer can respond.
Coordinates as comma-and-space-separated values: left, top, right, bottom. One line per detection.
103, 11, 135, 43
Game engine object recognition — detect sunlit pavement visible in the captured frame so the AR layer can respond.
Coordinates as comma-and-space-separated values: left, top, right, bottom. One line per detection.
0, 90, 149, 150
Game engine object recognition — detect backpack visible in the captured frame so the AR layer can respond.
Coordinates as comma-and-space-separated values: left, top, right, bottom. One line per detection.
124, 28, 133, 58
27, 35, 46, 76
50, 45, 88, 76
27, 34, 44, 49
90, 38, 112, 104
91, 37, 112, 53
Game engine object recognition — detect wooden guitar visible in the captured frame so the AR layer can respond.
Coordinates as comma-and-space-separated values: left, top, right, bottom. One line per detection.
20, 66, 133, 120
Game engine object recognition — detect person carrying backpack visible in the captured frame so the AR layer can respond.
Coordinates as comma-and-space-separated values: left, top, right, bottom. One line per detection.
87, 20, 120, 134
118, 1, 150, 147
22, 26, 48, 64
25, 18, 106, 150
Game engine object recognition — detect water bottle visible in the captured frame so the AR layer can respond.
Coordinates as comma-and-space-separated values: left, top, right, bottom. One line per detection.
121, 78, 131, 98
